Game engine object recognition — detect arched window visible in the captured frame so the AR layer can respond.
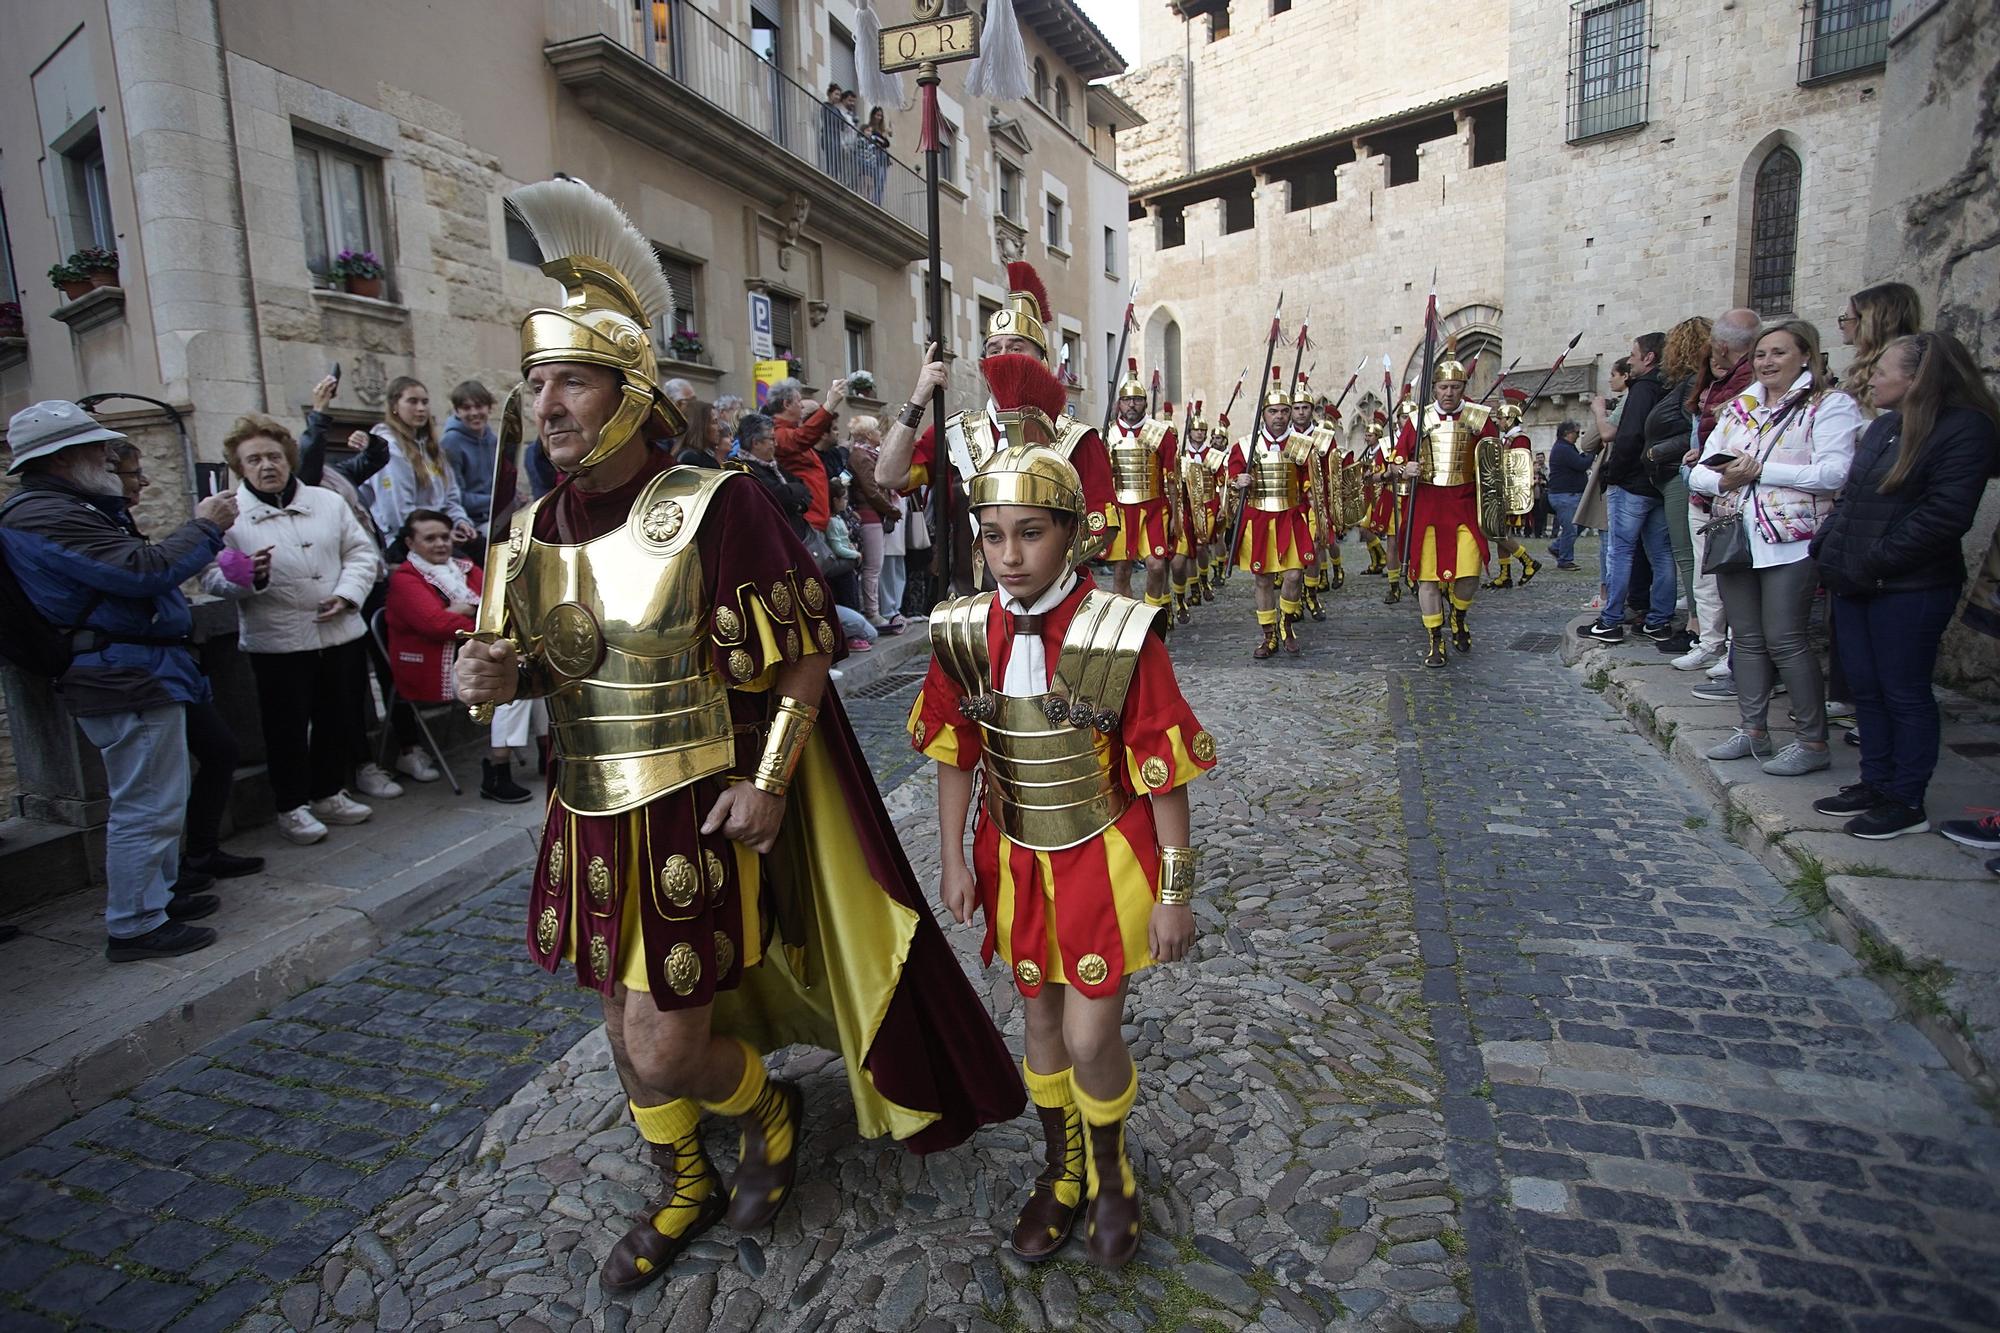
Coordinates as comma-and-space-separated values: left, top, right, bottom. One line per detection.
1164, 319, 1183, 405
1055, 79, 1071, 128
1033, 58, 1049, 108
1749, 146, 1802, 317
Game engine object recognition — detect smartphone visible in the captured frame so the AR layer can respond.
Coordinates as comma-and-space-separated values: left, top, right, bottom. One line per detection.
1697, 453, 1738, 470
330, 361, 342, 390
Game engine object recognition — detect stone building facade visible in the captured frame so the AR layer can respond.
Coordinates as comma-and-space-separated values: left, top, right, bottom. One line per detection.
0, 0, 1137, 510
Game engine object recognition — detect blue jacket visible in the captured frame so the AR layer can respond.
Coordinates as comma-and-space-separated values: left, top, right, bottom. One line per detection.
0, 474, 223, 715
441, 416, 497, 523
1548, 437, 1591, 494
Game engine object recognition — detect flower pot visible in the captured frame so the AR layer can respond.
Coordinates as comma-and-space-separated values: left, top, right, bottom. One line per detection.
58, 280, 94, 301
86, 269, 118, 289
342, 275, 385, 299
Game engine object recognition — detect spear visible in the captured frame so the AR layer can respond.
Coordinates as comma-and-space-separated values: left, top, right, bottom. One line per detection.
1288, 311, 1312, 401
1397, 276, 1439, 581
1477, 355, 1523, 405
1216, 366, 1251, 428
1521, 331, 1586, 408
1149, 368, 1162, 420
1100, 280, 1139, 437
1330, 355, 1368, 413
1226, 292, 1286, 582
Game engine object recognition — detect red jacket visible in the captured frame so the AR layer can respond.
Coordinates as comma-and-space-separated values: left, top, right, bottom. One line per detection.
384, 559, 484, 703
774, 406, 834, 530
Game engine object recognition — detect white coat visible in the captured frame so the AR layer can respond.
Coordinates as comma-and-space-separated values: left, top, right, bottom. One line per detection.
202, 481, 380, 653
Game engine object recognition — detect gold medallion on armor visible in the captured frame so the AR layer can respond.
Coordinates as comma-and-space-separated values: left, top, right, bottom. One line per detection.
640, 498, 685, 544
1075, 953, 1110, 986
801, 577, 826, 613
535, 905, 559, 955
727, 648, 755, 680
702, 848, 725, 898
713, 604, 743, 642
661, 854, 698, 909
539, 602, 605, 681
586, 855, 612, 908
816, 621, 835, 654
1141, 756, 1171, 790
1191, 730, 1217, 763
1067, 697, 1095, 729
588, 935, 611, 982
507, 523, 527, 563
1088, 511, 1107, 533
1015, 958, 1043, 987
714, 930, 735, 978
783, 627, 802, 662
546, 839, 566, 883
665, 941, 701, 996
769, 580, 794, 620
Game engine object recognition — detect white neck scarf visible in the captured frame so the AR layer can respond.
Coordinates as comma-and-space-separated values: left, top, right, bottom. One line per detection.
997, 571, 1077, 697
410, 553, 477, 606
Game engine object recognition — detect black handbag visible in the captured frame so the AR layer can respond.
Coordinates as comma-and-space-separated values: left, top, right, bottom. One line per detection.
1699, 508, 1753, 575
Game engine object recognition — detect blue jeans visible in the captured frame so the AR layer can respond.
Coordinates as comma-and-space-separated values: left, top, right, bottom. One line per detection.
74, 705, 190, 938
1548, 492, 1582, 563
1833, 587, 1959, 808
1601, 489, 1675, 630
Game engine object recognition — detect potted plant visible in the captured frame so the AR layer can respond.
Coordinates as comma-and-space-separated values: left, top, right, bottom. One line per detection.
667, 329, 705, 363
330, 249, 386, 299
75, 247, 119, 288
0, 302, 23, 338
779, 350, 805, 380
49, 260, 92, 301
845, 369, 877, 399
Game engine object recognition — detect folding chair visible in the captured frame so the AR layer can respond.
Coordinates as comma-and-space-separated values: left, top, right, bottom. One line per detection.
368, 608, 463, 796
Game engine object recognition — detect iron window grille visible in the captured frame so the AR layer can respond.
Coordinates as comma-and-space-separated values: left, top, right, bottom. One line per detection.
1567, 0, 1650, 144
1799, 0, 1890, 85
1749, 146, 1802, 317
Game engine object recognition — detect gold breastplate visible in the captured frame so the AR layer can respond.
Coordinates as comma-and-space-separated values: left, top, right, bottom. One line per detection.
1418, 403, 1489, 487
1110, 421, 1167, 504
928, 589, 1158, 851
508, 467, 738, 815
1243, 436, 1303, 512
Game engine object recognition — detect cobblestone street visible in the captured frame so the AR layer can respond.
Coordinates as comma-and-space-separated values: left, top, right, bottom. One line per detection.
3, 541, 1998, 1332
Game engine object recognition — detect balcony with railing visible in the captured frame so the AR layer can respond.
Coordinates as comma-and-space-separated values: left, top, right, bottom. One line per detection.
544, 0, 930, 265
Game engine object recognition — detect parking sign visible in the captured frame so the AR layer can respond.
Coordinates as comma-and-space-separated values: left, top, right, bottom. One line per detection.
748, 291, 775, 358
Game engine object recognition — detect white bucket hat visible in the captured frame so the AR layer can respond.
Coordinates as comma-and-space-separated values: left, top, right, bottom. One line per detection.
6, 400, 128, 474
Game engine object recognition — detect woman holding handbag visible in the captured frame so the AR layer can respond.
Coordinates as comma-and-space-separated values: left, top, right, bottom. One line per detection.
1689, 321, 1862, 777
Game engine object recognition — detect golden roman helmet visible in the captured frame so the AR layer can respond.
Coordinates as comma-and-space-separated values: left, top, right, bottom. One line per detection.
986, 260, 1052, 359
1188, 398, 1209, 433
971, 442, 1107, 568
1117, 356, 1147, 400
1261, 365, 1291, 409
1291, 373, 1314, 407
507, 177, 686, 472
1433, 335, 1470, 387
1495, 387, 1529, 432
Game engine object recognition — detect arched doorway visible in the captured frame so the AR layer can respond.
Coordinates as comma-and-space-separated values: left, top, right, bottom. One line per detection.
1401, 304, 1504, 403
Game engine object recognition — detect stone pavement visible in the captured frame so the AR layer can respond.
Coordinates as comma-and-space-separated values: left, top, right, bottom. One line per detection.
2, 537, 1997, 1331
1564, 620, 2000, 1097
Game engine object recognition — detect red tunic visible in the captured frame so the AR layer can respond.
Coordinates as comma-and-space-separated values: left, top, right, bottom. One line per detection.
1107, 420, 1177, 562
909, 580, 1215, 1000
1227, 434, 1316, 574
907, 419, 1119, 557
1392, 409, 1498, 581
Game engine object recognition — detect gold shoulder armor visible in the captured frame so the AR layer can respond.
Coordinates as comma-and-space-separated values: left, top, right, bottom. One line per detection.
629, 464, 737, 558
1051, 590, 1159, 726
1053, 417, 1095, 462
927, 592, 997, 698
1459, 402, 1492, 434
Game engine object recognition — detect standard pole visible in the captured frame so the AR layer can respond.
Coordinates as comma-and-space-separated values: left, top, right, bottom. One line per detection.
921, 59, 951, 603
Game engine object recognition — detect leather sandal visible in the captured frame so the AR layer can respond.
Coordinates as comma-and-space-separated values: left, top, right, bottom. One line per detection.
600, 1162, 726, 1294
724, 1079, 803, 1231
1011, 1104, 1084, 1262
1082, 1121, 1141, 1268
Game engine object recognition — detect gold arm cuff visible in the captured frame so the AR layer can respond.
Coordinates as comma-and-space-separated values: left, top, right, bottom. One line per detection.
751, 695, 819, 796
1158, 845, 1200, 905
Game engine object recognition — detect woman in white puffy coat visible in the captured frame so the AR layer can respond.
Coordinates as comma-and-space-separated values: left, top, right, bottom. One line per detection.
201, 414, 389, 845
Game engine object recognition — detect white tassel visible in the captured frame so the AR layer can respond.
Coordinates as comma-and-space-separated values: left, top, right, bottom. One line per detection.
505, 178, 675, 327
854, 1, 908, 112
965, 0, 1032, 101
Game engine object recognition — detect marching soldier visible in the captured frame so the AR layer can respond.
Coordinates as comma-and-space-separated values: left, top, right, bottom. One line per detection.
1389, 341, 1502, 667
1105, 360, 1178, 615
453, 179, 1021, 1295
1229, 368, 1317, 658
1357, 410, 1391, 578
1482, 387, 1544, 590
1171, 399, 1221, 619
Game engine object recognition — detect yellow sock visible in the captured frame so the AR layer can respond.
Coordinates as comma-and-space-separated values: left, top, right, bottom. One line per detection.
1256, 607, 1278, 627
1023, 1060, 1085, 1208
1279, 596, 1302, 619
1144, 590, 1170, 608
1071, 1063, 1138, 1199
700, 1038, 792, 1165
1450, 592, 1474, 612
629, 1099, 714, 1253
1422, 611, 1445, 629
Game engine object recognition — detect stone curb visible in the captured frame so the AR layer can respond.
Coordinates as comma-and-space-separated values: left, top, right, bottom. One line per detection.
1561, 619, 2000, 1102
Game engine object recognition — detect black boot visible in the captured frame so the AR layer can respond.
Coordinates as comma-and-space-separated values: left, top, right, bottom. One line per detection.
1384, 578, 1403, 606
1423, 626, 1448, 669
1451, 608, 1473, 653
481, 759, 533, 804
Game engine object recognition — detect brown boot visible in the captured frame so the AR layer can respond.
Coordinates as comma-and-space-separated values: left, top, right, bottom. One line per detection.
601, 1144, 726, 1294
1082, 1119, 1141, 1268
1011, 1103, 1085, 1261
1253, 624, 1279, 659
723, 1079, 802, 1231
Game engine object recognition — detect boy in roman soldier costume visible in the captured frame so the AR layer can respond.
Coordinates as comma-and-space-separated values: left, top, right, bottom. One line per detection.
1105, 359, 1177, 613
908, 351, 1214, 1269
877, 261, 1116, 553
454, 179, 1021, 1297
1482, 388, 1544, 589
1390, 340, 1503, 667
1230, 368, 1317, 657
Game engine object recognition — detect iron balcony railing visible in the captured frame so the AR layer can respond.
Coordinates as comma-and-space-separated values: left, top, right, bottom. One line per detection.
1798, 0, 1890, 85
546, 0, 927, 232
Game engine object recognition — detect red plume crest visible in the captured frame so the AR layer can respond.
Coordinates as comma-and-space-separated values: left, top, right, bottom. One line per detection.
981, 353, 1068, 421
1004, 261, 1052, 322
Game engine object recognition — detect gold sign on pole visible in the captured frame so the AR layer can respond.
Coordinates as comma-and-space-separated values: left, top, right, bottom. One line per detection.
879, 13, 980, 73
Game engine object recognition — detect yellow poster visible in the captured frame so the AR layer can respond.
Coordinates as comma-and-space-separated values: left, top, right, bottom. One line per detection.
753, 360, 791, 410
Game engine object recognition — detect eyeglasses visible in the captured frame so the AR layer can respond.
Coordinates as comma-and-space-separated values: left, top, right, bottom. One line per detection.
1836, 312, 1858, 327
110, 469, 149, 482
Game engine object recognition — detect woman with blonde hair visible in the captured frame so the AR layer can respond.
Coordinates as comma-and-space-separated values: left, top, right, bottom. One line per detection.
1690, 320, 1862, 777
844, 413, 903, 630
1838, 283, 1924, 412
361, 376, 475, 553
1641, 316, 1712, 651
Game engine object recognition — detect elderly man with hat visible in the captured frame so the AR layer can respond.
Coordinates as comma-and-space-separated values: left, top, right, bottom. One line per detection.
1, 401, 242, 959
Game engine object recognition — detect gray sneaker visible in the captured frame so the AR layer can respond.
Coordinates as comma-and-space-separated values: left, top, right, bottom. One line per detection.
1761, 742, 1832, 776
1707, 729, 1774, 761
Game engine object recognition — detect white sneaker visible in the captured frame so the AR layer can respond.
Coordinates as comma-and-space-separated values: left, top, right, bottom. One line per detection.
1672, 643, 1724, 672
277, 805, 329, 845
1824, 699, 1856, 722
354, 763, 404, 799
309, 791, 374, 825
395, 747, 442, 783
1706, 656, 1734, 679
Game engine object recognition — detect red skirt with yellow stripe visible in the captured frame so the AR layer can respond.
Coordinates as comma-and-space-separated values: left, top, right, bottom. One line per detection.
1107, 497, 1170, 562
1407, 481, 1488, 582
1235, 505, 1316, 575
